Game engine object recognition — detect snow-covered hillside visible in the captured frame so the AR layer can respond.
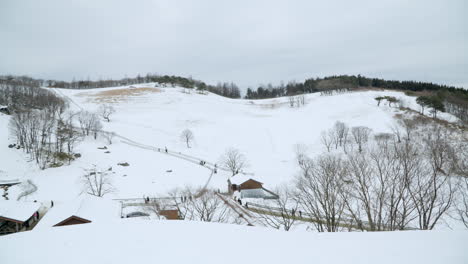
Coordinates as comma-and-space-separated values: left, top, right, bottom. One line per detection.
0, 85, 459, 202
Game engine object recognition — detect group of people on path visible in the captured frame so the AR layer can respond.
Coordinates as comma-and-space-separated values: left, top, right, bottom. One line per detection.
180, 196, 192, 203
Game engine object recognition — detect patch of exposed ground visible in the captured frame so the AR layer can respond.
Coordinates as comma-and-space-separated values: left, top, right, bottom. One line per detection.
77, 87, 161, 103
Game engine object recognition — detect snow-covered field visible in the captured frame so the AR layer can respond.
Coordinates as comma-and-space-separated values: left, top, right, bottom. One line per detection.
1, 220, 467, 264
0, 85, 459, 202
1, 85, 467, 263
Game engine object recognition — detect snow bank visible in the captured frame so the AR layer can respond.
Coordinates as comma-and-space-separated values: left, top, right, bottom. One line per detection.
1, 221, 467, 264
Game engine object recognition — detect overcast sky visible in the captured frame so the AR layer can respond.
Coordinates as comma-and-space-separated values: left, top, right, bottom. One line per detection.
1, 0, 467, 88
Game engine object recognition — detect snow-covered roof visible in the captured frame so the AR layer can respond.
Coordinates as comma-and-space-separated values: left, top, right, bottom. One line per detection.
0, 200, 41, 223
0, 179, 21, 185
229, 175, 250, 185
35, 196, 121, 229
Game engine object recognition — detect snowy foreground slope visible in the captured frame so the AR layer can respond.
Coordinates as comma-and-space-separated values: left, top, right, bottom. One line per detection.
1, 221, 467, 264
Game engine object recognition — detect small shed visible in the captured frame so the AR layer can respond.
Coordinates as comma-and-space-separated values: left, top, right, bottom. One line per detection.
0, 201, 41, 235
159, 209, 179, 220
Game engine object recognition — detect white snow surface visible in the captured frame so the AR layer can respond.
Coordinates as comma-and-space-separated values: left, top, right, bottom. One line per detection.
0, 200, 40, 222
1, 220, 467, 264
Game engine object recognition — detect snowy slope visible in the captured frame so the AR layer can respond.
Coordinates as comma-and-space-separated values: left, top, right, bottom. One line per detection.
0, 85, 460, 202
1, 220, 467, 264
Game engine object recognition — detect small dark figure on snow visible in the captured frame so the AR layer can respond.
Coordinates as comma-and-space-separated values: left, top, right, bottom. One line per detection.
51, 200, 54, 207
291, 209, 295, 217
299, 210, 302, 217
165, 147, 168, 153
238, 199, 242, 206
245, 202, 249, 208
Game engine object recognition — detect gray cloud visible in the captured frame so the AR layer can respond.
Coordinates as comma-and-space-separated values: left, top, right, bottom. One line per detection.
0, 0, 467, 88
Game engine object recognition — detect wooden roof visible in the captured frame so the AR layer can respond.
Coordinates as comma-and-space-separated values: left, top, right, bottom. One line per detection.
53, 215, 92, 227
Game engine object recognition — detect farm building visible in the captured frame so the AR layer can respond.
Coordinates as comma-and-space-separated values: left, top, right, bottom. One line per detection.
229, 177, 278, 199
0, 200, 41, 235
34, 196, 120, 230
229, 176, 261, 192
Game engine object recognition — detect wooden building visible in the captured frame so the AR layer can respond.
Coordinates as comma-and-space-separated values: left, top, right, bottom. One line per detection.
229, 178, 263, 192
240, 179, 263, 190
0, 201, 41, 235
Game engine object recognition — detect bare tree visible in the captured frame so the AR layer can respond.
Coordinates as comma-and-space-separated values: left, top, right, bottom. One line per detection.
99, 104, 115, 122
102, 131, 115, 145
320, 130, 334, 152
351, 126, 372, 153
82, 165, 115, 197
256, 186, 298, 231
77, 111, 92, 136
458, 177, 468, 228
180, 129, 194, 148
390, 123, 402, 143
345, 153, 387, 231
374, 133, 393, 150
91, 117, 103, 140
294, 143, 308, 166
143, 198, 172, 220
220, 148, 248, 176
296, 155, 348, 232
399, 118, 418, 141
409, 125, 455, 230
176, 188, 231, 222
333, 121, 349, 151
288, 96, 295, 107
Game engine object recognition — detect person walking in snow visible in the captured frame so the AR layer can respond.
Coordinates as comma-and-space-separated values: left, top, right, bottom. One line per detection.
51, 200, 54, 207
165, 147, 168, 153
